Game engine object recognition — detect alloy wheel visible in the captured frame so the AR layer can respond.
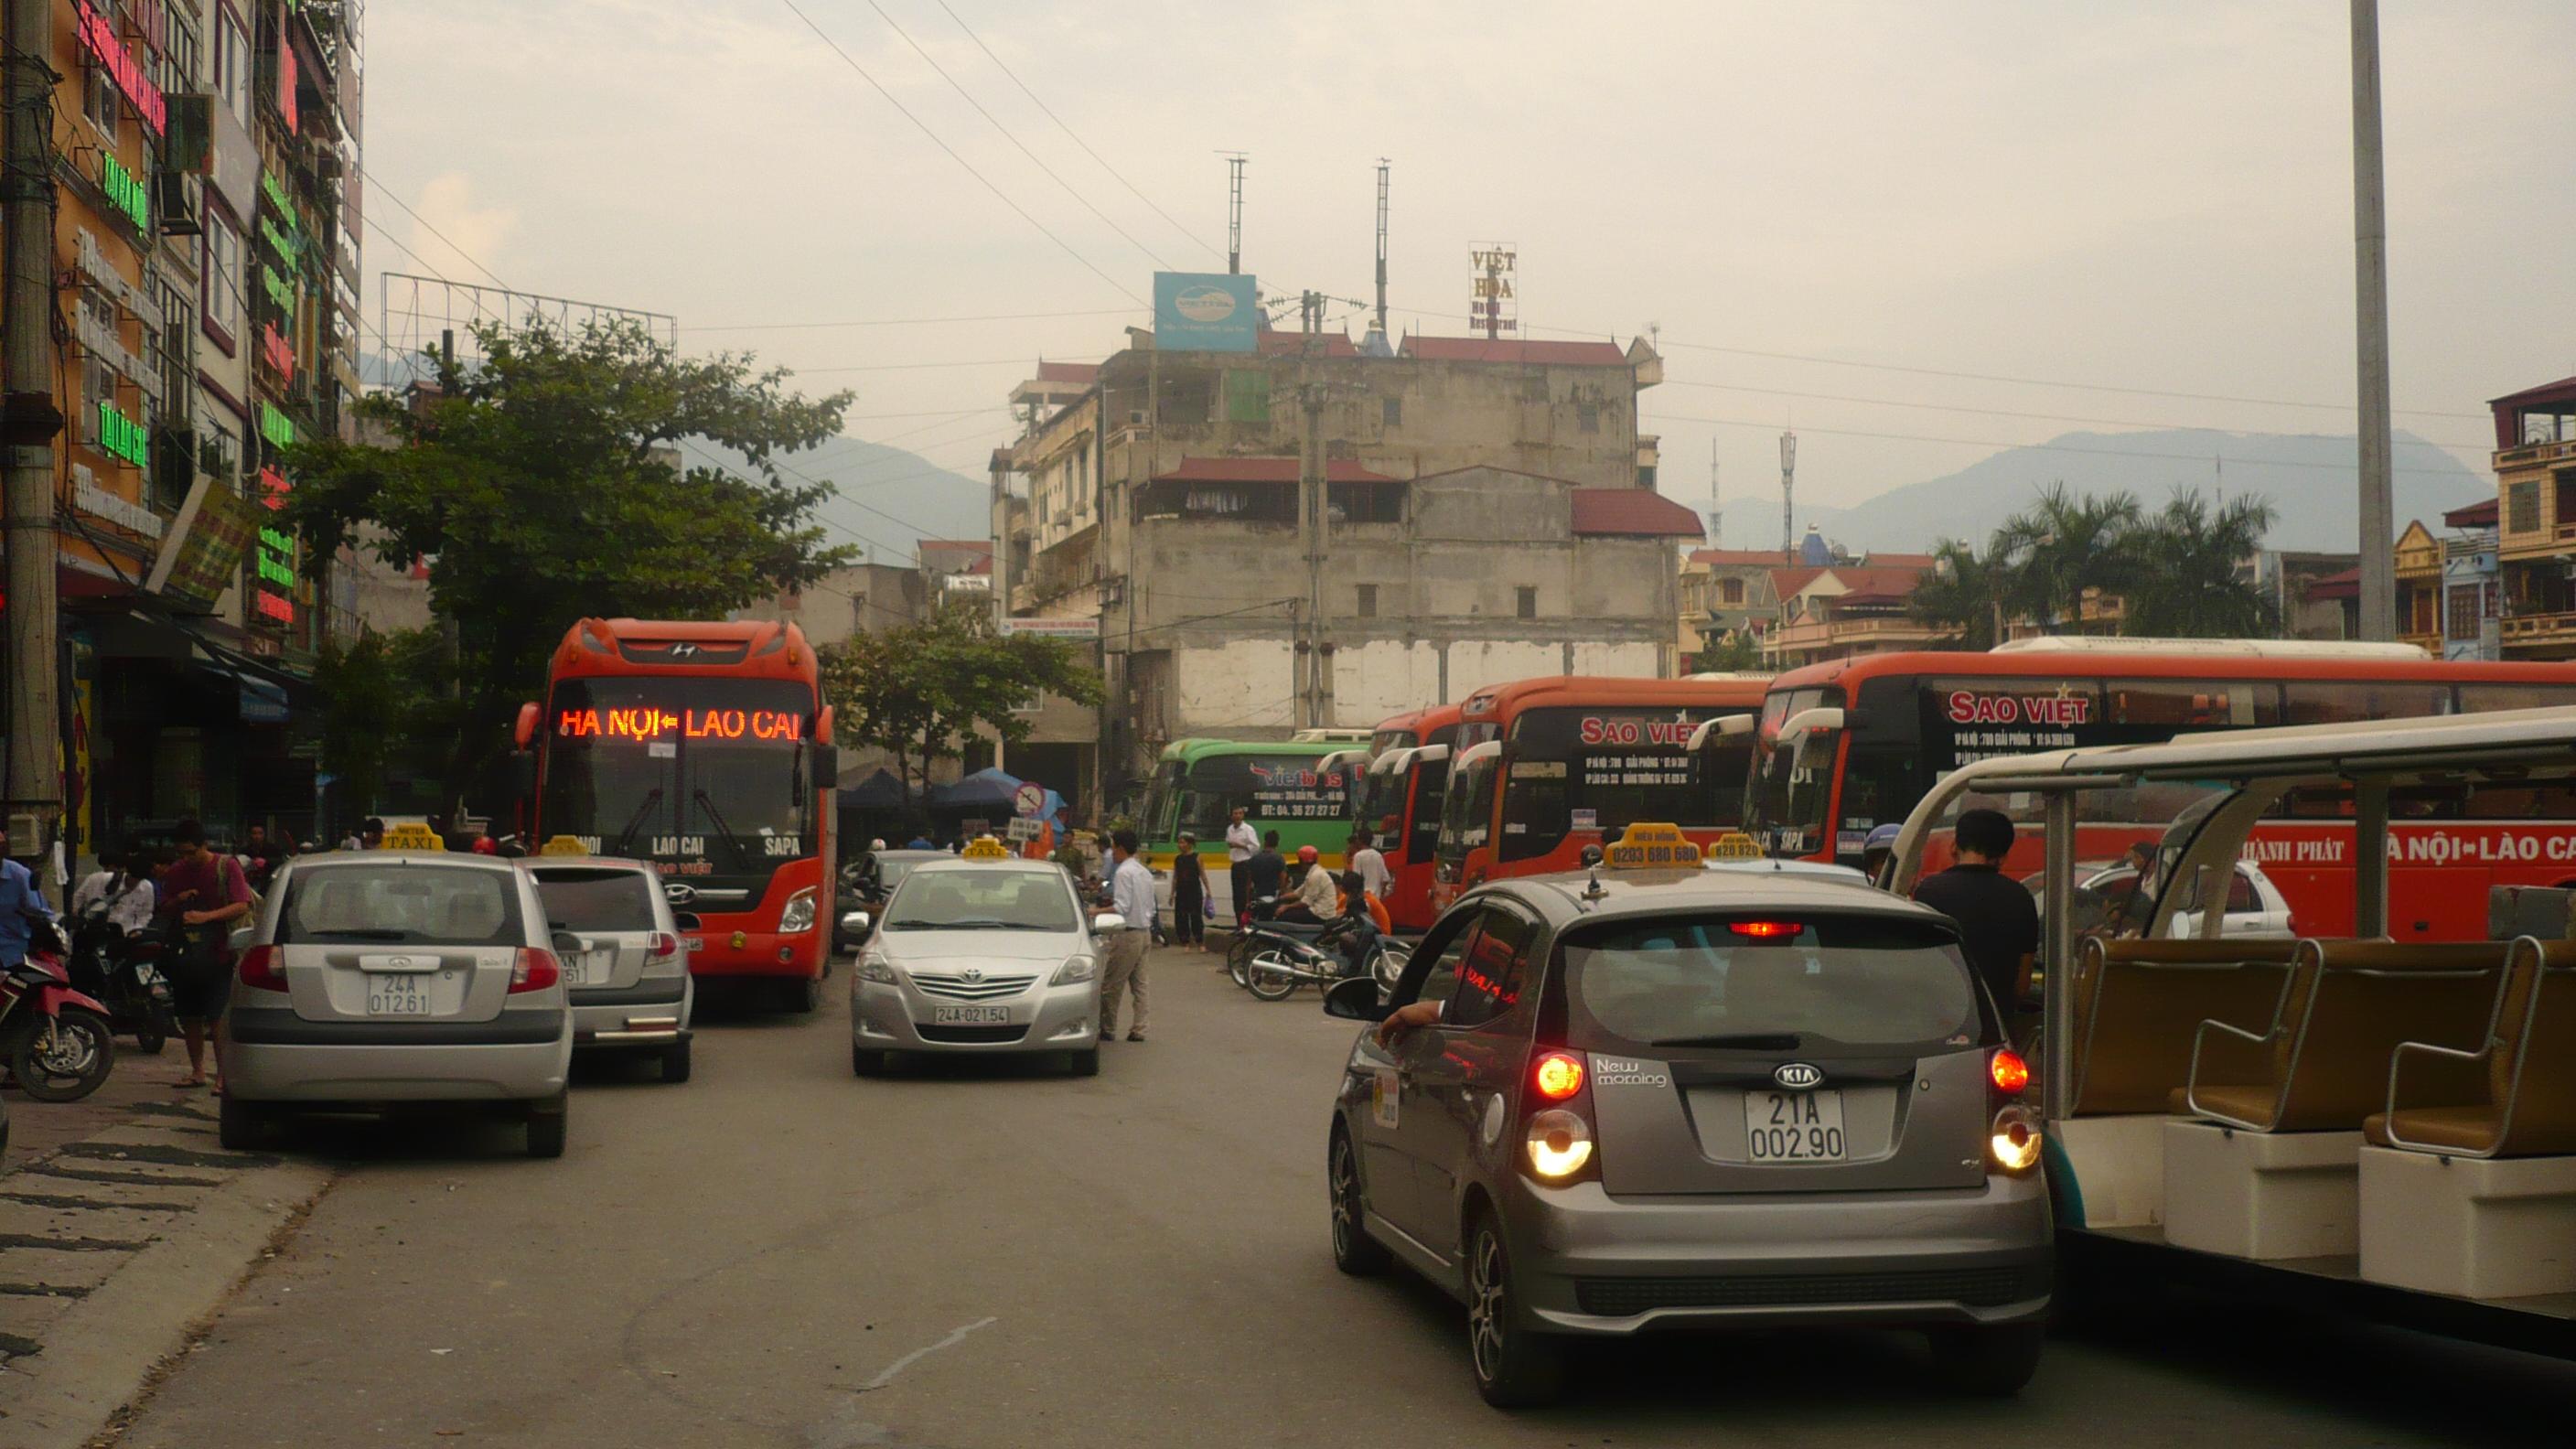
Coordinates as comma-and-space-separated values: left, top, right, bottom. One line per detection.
1469, 1226, 1508, 1384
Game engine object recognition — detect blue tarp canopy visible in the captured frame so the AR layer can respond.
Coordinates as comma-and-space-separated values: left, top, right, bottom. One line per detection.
927, 767, 1063, 822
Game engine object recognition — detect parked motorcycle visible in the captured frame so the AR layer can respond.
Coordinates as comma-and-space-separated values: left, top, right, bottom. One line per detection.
69, 919, 175, 1055
2, 919, 117, 1102
1242, 918, 1409, 1002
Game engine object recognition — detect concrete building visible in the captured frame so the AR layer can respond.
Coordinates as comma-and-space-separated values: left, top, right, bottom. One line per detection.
1762, 562, 1942, 668
2490, 376, 2576, 659
993, 327, 1691, 804
2436, 498, 2499, 661
1677, 548, 1787, 666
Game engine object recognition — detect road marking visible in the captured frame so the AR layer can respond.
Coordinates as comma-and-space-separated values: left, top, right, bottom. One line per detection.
862, 1315, 997, 1391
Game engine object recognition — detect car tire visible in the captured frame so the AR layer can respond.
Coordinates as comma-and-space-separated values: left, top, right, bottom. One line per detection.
1927, 1322, 2045, 1396
788, 975, 821, 1014
853, 1046, 888, 1077
218, 1094, 273, 1152
1068, 1048, 1100, 1078
660, 1040, 693, 1084
1465, 1209, 1565, 1408
524, 1092, 569, 1160
1328, 1128, 1390, 1277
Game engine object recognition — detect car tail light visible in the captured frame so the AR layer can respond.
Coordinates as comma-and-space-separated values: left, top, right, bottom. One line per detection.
1989, 1104, 2043, 1175
1990, 1047, 2030, 1096
510, 948, 562, 994
236, 945, 287, 993
647, 931, 679, 961
1729, 920, 1801, 939
1525, 1109, 1594, 1180
1531, 1050, 1585, 1101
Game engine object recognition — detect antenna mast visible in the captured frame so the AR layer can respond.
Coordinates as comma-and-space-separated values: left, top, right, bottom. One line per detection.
1373, 158, 1390, 338
1709, 439, 1722, 549
1220, 152, 1249, 274
1779, 429, 1798, 561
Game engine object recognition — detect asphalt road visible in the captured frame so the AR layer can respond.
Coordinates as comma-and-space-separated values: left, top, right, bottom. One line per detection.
113, 946, 2571, 1448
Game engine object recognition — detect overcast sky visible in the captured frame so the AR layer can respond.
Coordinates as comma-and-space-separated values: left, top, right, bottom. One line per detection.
364, 1, 2574, 534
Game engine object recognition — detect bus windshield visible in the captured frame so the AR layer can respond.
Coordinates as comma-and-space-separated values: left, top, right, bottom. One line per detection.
540, 677, 817, 873
1743, 688, 1839, 858
1494, 705, 1751, 863
1152, 752, 1350, 840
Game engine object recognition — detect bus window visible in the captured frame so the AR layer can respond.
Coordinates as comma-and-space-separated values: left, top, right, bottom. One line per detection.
2459, 683, 2576, 713
1408, 762, 1448, 865
2105, 680, 2279, 726
1838, 744, 1923, 837
2283, 681, 2453, 724
1499, 758, 1567, 863
1439, 753, 1498, 863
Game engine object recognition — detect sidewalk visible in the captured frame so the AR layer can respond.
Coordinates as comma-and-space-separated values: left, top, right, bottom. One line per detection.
0, 1056, 332, 1449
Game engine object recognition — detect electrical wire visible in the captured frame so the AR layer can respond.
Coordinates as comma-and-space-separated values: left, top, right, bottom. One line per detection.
1643, 408, 2482, 478
689, 307, 1141, 332
359, 166, 512, 290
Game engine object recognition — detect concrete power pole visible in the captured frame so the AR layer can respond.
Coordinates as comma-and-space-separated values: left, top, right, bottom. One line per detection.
4, 0, 63, 850
2350, 0, 2396, 641
1373, 159, 1390, 340
1779, 430, 1798, 562
1708, 440, 1722, 549
1222, 152, 1248, 275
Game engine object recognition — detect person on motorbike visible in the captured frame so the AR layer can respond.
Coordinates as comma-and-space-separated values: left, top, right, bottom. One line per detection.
1277, 845, 1335, 924
1325, 869, 1380, 978
70, 842, 158, 990
0, 826, 55, 970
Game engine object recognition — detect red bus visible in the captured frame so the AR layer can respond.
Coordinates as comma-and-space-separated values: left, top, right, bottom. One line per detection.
1432, 674, 1772, 913
516, 619, 840, 1009
1352, 704, 1464, 931
1742, 640, 2576, 939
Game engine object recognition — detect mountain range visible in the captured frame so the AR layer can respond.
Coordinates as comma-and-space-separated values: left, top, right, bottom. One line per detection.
1714, 428, 2489, 556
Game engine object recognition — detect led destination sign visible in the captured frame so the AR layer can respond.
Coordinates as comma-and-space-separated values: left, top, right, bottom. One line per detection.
555, 707, 806, 744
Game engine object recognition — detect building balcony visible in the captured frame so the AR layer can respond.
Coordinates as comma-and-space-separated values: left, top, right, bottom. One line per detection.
2496, 437, 2576, 474
1764, 613, 1947, 660
2499, 611, 2576, 648
2402, 630, 2442, 655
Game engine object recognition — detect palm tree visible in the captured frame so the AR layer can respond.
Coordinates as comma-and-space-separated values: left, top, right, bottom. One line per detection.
1993, 481, 2143, 633
1910, 537, 2007, 649
2119, 488, 2279, 638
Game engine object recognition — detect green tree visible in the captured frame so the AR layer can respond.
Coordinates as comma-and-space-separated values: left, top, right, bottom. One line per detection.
311, 627, 456, 819
1993, 481, 2143, 632
284, 319, 855, 805
1693, 628, 1765, 673
821, 601, 1108, 797
2119, 488, 2279, 638
1909, 537, 2009, 649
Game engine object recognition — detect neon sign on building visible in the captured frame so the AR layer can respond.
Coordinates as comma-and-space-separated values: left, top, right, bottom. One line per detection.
73, 2, 167, 137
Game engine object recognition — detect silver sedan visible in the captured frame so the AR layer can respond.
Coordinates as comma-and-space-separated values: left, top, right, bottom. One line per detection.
847, 856, 1116, 1078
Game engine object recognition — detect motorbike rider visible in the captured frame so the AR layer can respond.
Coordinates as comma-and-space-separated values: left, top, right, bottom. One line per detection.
69, 842, 158, 989
0, 826, 55, 970
1326, 868, 1380, 976
1277, 845, 1335, 923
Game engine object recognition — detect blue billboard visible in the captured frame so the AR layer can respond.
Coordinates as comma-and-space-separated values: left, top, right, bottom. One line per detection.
1153, 272, 1260, 353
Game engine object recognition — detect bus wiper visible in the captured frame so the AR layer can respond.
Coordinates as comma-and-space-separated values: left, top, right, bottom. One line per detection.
610, 787, 665, 856
690, 789, 746, 867
1648, 1031, 1805, 1050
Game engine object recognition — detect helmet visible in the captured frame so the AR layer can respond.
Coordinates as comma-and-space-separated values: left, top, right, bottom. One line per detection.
1863, 823, 1902, 853
1296, 844, 1320, 864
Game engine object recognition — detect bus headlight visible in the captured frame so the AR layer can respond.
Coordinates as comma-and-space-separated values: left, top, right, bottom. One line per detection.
1989, 1104, 2043, 1175
779, 887, 818, 933
1525, 1109, 1594, 1180
1051, 954, 1097, 985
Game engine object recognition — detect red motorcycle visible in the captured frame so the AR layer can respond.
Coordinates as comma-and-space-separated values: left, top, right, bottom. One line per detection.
3, 918, 116, 1101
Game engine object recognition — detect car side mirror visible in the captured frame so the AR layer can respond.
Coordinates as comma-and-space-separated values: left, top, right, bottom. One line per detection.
550, 930, 584, 957
1324, 977, 1391, 1022
839, 910, 870, 936
671, 911, 703, 933
1091, 912, 1125, 935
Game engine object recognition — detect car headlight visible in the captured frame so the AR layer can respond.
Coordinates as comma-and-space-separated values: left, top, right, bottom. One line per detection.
856, 951, 899, 985
779, 886, 818, 933
1051, 953, 1097, 985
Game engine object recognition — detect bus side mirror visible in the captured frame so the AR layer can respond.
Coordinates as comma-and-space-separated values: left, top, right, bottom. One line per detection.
812, 746, 840, 791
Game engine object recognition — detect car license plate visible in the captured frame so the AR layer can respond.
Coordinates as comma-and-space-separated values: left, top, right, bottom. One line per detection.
367, 979, 433, 1016
1744, 1089, 1847, 1163
561, 950, 612, 986
930, 1004, 1010, 1025
682, 937, 704, 953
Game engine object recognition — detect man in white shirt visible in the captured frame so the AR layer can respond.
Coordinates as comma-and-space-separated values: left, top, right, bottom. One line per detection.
1283, 844, 1336, 922
1347, 829, 1392, 904
1099, 829, 1156, 1043
70, 843, 157, 934
1223, 808, 1259, 928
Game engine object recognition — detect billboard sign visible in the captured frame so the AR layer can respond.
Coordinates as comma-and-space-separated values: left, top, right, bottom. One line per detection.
146, 474, 261, 612
1153, 272, 1258, 353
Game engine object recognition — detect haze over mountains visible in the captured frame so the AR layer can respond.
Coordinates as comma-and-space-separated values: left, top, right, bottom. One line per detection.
1706, 429, 2488, 556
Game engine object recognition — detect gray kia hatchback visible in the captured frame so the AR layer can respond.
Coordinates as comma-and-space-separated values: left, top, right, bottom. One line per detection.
1321, 865, 2050, 1407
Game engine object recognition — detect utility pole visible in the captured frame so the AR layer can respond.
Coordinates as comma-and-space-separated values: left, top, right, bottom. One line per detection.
1372, 159, 1390, 340
1708, 439, 1722, 549
1298, 293, 1328, 730
1220, 152, 1248, 275
4, 0, 63, 852
2350, 0, 2396, 641
1779, 430, 1798, 562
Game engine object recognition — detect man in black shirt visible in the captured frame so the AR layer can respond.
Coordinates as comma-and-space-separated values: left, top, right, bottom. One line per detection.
1245, 830, 1287, 908
1911, 808, 2040, 1017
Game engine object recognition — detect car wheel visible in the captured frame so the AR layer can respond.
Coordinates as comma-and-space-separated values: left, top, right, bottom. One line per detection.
789, 975, 821, 1014
1465, 1209, 1565, 1408
660, 1039, 693, 1084
853, 1045, 888, 1077
1328, 1127, 1390, 1276
1927, 1322, 2045, 1396
524, 1092, 569, 1160
218, 1094, 273, 1152
1068, 1048, 1100, 1078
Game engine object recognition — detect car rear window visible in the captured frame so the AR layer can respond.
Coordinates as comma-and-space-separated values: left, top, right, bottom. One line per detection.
277, 864, 523, 947
1557, 913, 1981, 1054
532, 869, 660, 933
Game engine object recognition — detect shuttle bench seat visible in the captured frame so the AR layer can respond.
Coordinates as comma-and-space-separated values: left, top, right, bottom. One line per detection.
2068, 939, 2298, 1117
2362, 936, 2576, 1159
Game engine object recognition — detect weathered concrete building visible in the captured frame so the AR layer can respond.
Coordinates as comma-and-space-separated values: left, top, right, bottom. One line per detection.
993, 329, 1695, 800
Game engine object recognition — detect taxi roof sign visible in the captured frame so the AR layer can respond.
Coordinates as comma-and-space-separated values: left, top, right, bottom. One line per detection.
960, 835, 1012, 861
379, 822, 445, 852
1603, 822, 1699, 871
1706, 831, 1763, 863
539, 835, 590, 857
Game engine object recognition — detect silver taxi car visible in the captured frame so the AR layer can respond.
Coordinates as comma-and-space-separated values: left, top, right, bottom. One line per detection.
848, 853, 1114, 1078
220, 851, 576, 1158
1322, 865, 2050, 1406
524, 856, 698, 1082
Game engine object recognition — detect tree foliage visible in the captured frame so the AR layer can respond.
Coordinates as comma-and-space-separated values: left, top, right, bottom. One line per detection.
820, 601, 1108, 796
1910, 483, 2276, 645
311, 627, 454, 819
2120, 488, 2280, 637
282, 319, 855, 805
1909, 537, 2009, 649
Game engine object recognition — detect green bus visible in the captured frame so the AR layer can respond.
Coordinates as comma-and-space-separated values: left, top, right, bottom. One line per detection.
1140, 735, 1365, 919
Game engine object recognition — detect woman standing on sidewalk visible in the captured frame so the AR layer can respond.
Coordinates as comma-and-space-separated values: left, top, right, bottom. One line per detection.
1170, 833, 1208, 952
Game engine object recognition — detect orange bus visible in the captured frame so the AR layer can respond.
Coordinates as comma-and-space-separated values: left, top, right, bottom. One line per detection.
1352, 704, 1464, 931
1743, 640, 2576, 939
1431, 674, 1772, 912
515, 619, 840, 1010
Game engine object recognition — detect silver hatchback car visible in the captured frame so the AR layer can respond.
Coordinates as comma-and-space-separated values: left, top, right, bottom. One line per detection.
525, 856, 698, 1082
219, 852, 576, 1158
1322, 867, 2051, 1406
849, 855, 1112, 1078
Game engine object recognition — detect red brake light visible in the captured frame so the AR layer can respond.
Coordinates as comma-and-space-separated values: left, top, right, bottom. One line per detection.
510, 948, 562, 994
648, 931, 678, 961
1730, 920, 1801, 939
1532, 1050, 1585, 1101
1991, 1047, 2030, 1095
236, 945, 287, 992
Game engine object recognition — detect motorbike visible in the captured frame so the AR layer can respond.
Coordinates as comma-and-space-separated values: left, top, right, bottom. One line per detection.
2, 918, 117, 1102
69, 918, 175, 1055
1238, 906, 1410, 1002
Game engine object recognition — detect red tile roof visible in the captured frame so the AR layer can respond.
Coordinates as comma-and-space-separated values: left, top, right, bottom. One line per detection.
1569, 488, 1704, 538
1401, 336, 1630, 366
1033, 360, 1099, 385
1861, 552, 1937, 569
2304, 566, 2362, 601
1773, 564, 1929, 601
2444, 498, 2498, 529
1770, 566, 1826, 598
1152, 456, 1397, 485
2488, 375, 2576, 447
1688, 548, 1789, 566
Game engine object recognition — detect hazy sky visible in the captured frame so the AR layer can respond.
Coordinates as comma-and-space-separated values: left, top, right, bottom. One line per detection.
366, 1, 2574, 537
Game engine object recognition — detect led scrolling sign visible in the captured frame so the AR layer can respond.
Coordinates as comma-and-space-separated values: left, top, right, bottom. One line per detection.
555, 708, 808, 744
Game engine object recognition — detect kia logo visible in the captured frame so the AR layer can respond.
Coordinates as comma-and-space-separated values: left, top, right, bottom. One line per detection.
1773, 1062, 1824, 1090
662, 883, 697, 906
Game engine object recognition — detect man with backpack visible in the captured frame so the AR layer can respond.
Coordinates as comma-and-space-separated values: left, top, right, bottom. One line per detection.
157, 819, 254, 1089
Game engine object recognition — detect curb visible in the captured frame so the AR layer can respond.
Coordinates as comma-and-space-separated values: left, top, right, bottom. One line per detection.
0, 1147, 330, 1449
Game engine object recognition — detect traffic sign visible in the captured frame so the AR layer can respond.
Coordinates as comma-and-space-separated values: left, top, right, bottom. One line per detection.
961, 835, 1012, 861
1707, 831, 1764, 862
380, 822, 445, 852
1603, 822, 1697, 870
1014, 782, 1046, 818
